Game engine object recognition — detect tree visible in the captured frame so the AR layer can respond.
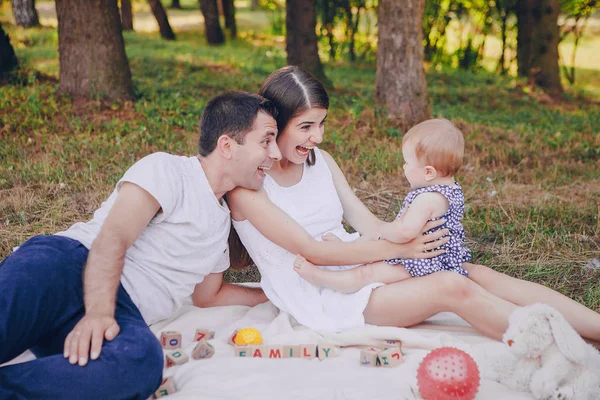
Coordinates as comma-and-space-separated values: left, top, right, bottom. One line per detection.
375, 0, 430, 131
0, 24, 18, 77
286, 0, 329, 85
222, 0, 237, 39
55, 0, 135, 101
199, 0, 225, 44
516, 0, 563, 96
121, 0, 134, 31
11, 0, 40, 28
170, 0, 182, 8
148, 0, 176, 40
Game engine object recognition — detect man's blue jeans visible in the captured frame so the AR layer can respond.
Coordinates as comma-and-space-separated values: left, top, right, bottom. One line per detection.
0, 235, 164, 399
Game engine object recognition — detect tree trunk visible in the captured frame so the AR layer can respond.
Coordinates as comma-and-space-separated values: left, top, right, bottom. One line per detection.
375, 0, 430, 131
286, 0, 329, 85
531, 0, 562, 95
121, 0, 134, 31
11, 0, 40, 28
222, 0, 237, 39
516, 0, 562, 95
516, 0, 534, 77
0, 24, 18, 77
55, 0, 134, 101
170, 0, 182, 8
251, 0, 258, 11
148, 0, 176, 40
199, 0, 225, 44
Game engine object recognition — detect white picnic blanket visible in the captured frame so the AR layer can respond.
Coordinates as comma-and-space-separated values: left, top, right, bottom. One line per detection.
149, 298, 532, 400
5, 298, 533, 399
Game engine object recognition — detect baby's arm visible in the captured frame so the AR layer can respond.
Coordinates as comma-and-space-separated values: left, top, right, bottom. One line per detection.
379, 192, 449, 243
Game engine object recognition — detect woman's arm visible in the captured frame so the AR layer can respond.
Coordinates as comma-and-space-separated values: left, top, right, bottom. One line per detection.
228, 187, 448, 266
320, 150, 386, 238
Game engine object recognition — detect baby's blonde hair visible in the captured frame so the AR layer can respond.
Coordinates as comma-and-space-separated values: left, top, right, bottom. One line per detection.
402, 118, 464, 177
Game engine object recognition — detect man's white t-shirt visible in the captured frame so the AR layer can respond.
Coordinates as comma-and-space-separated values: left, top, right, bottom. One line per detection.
57, 152, 231, 325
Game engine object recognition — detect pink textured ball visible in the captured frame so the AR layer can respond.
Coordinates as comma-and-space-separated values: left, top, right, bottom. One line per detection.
417, 347, 480, 400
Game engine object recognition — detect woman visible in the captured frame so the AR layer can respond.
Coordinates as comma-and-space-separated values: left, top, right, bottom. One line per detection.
228, 66, 600, 341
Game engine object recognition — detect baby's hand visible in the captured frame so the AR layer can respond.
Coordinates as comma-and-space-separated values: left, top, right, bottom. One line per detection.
321, 232, 341, 242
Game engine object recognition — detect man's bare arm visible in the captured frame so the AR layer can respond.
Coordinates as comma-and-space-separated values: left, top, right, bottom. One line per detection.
63, 182, 160, 366
192, 273, 268, 308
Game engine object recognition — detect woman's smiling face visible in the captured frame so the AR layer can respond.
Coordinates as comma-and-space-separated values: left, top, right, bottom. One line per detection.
277, 107, 327, 164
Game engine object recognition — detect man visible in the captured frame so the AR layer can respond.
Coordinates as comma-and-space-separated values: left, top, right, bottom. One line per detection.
0, 92, 282, 399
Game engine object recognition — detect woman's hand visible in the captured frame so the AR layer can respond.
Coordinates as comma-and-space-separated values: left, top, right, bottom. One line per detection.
402, 219, 449, 259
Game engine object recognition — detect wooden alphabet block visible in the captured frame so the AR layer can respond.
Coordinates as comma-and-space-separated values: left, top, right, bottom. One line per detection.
266, 345, 283, 359
251, 345, 267, 358
300, 344, 317, 360
383, 339, 402, 349
234, 345, 252, 357
227, 329, 239, 345
192, 339, 215, 360
360, 348, 380, 367
153, 376, 176, 398
378, 348, 403, 367
317, 344, 337, 360
165, 350, 189, 368
194, 329, 215, 342
283, 345, 300, 358
160, 331, 182, 350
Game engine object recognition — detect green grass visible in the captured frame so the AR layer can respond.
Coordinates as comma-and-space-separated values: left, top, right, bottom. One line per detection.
0, 9, 599, 309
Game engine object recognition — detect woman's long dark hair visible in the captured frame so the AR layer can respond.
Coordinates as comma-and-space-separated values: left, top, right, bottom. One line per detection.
228, 66, 330, 270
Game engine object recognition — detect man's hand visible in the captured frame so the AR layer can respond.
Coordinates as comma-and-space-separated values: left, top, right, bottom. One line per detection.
63, 313, 120, 366
404, 219, 450, 259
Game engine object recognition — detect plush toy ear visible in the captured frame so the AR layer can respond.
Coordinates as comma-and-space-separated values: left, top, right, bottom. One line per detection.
545, 306, 589, 364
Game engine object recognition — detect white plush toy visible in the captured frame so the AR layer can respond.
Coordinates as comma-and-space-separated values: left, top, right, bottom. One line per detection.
497, 303, 600, 400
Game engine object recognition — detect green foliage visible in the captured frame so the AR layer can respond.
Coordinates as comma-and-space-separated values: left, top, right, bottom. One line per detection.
0, 15, 599, 307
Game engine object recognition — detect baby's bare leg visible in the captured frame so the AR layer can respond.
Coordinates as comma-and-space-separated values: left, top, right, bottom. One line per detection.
293, 256, 411, 293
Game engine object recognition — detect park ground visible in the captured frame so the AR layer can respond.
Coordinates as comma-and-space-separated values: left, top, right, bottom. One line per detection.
1, 2, 599, 309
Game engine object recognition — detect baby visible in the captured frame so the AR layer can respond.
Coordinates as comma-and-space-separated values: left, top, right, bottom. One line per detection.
294, 118, 472, 293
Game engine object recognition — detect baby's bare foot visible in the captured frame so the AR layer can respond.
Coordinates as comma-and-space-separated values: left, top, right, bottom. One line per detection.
293, 255, 323, 287
322, 232, 341, 242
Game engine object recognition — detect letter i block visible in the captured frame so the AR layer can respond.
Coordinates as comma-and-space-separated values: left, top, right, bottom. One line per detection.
378, 348, 403, 367
234, 345, 252, 357
153, 376, 176, 398
267, 345, 283, 359
317, 344, 337, 360
251, 345, 267, 358
192, 339, 215, 360
160, 331, 182, 350
360, 348, 380, 367
165, 350, 189, 368
283, 345, 300, 358
300, 344, 317, 360
194, 329, 215, 342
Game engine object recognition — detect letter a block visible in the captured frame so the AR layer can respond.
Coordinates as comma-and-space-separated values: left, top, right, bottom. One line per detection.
153, 376, 176, 398
160, 331, 182, 350
192, 339, 215, 360
378, 348, 403, 367
194, 329, 215, 342
166, 350, 189, 368
317, 344, 337, 360
360, 348, 380, 367
251, 345, 267, 358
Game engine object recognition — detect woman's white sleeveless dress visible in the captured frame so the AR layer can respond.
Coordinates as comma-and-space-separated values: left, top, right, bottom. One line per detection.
233, 148, 383, 332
